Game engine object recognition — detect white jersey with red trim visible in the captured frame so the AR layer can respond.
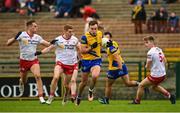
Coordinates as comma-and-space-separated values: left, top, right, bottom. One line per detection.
16, 31, 44, 61
147, 47, 166, 77
54, 35, 79, 65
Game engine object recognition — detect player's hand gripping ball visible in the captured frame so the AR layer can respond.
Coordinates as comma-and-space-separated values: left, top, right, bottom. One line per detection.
102, 37, 109, 48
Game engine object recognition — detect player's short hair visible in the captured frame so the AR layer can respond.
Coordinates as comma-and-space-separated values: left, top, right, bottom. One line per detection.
143, 35, 155, 42
64, 24, 73, 31
26, 20, 36, 27
89, 20, 98, 27
104, 32, 112, 38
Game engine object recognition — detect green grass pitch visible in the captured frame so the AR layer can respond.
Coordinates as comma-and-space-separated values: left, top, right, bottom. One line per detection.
0, 100, 179, 112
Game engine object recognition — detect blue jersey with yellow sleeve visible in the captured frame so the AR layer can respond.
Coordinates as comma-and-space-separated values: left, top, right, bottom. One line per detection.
106, 41, 124, 70
81, 30, 102, 60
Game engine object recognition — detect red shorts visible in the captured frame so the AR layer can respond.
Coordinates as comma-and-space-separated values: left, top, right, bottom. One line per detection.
56, 61, 78, 75
20, 59, 39, 73
147, 75, 165, 85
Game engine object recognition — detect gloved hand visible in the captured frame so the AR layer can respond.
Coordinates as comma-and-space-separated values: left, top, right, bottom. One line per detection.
35, 51, 42, 56
106, 40, 113, 47
50, 39, 58, 45
90, 42, 98, 49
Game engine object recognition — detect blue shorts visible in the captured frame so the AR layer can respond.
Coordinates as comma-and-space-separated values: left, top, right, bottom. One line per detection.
107, 64, 128, 79
81, 59, 102, 72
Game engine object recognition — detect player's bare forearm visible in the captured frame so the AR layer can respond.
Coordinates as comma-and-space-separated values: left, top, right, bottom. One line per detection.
41, 40, 51, 47
41, 45, 54, 54
6, 38, 16, 46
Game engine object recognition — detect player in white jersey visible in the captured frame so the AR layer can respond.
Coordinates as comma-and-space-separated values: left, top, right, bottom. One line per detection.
35, 25, 81, 105
6, 20, 50, 104
131, 35, 175, 104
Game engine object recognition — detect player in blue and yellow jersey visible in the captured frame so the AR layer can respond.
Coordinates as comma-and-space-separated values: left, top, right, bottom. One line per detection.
99, 32, 139, 104
76, 20, 103, 105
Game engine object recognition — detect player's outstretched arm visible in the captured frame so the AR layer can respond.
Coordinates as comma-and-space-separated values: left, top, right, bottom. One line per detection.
6, 38, 16, 46
41, 45, 55, 54
41, 40, 51, 47
7, 31, 22, 46
35, 45, 55, 56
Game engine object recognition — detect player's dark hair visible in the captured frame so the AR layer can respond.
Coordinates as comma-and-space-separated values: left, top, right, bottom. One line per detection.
143, 35, 155, 42
64, 24, 73, 31
26, 20, 36, 27
89, 20, 98, 27
104, 32, 112, 38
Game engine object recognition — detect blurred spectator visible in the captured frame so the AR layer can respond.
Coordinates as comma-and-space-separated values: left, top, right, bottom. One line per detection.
69, 0, 84, 18
131, 0, 146, 34
18, 0, 26, 8
33, 0, 45, 12
168, 12, 179, 33
44, 0, 56, 12
0, 0, 20, 12
0, 0, 3, 10
155, 7, 168, 33
163, 0, 177, 3
147, 11, 157, 33
80, 6, 100, 21
70, 0, 92, 18
54, 0, 73, 18
38, 0, 55, 12
142, 0, 157, 4
26, 0, 37, 16
129, 0, 138, 4
83, 0, 91, 5
130, 0, 157, 4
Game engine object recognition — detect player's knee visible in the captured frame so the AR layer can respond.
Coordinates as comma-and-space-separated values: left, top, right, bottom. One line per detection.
71, 79, 76, 84
138, 83, 144, 89
53, 76, 59, 82
81, 80, 88, 86
63, 83, 69, 89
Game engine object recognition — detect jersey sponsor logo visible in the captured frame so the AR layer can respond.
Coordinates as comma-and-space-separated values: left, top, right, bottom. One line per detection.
22, 38, 29, 45
30, 40, 39, 44
64, 44, 75, 50
58, 44, 65, 48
